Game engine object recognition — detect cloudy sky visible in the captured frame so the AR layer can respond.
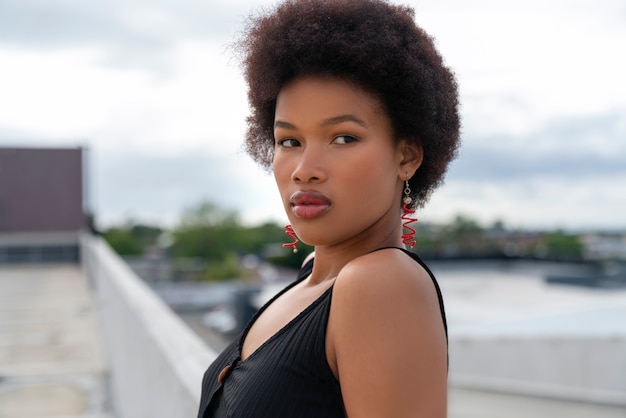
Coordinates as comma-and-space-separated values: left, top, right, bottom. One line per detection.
1, 0, 625, 231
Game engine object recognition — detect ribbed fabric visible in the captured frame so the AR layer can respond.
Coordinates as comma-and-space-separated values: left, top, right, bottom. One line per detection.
197, 248, 447, 418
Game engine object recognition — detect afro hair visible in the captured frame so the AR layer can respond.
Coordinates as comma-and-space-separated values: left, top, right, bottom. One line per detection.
237, 0, 461, 207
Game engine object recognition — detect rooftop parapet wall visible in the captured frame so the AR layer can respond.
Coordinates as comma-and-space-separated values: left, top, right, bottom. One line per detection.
81, 232, 626, 415
82, 234, 216, 418
442, 267, 626, 407
449, 336, 626, 406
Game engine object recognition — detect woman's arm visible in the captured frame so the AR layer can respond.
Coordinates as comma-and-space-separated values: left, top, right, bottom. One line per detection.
327, 249, 448, 417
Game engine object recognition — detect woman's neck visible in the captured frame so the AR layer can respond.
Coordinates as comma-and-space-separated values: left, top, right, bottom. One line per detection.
305, 224, 404, 286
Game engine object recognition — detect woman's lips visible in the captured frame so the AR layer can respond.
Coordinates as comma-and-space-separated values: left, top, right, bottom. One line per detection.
290, 191, 331, 219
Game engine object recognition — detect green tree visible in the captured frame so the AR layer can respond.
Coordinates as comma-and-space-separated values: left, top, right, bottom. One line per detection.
205, 253, 249, 281
103, 228, 142, 255
449, 214, 483, 238
441, 214, 487, 255
543, 231, 583, 260
170, 201, 311, 272
130, 224, 163, 249
172, 202, 242, 261
247, 222, 313, 268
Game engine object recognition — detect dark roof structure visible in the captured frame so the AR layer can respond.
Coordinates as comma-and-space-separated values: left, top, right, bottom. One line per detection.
0, 146, 86, 263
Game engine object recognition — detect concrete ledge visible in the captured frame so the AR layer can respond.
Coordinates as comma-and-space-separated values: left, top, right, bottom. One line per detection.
449, 336, 626, 406
0, 231, 81, 246
82, 235, 216, 418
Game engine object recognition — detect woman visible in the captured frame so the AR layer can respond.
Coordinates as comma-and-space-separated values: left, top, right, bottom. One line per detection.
198, 0, 460, 416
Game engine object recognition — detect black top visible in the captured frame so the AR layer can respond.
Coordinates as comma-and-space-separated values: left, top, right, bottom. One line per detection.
197, 248, 447, 418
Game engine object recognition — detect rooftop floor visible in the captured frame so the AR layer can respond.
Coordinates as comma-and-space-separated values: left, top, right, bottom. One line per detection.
448, 386, 626, 418
0, 264, 111, 418
438, 264, 626, 417
435, 265, 626, 339
3, 262, 625, 417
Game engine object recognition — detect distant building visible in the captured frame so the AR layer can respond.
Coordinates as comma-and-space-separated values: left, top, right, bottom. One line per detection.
580, 232, 626, 260
0, 146, 87, 263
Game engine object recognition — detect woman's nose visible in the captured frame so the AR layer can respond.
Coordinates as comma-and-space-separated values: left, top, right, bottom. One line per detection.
291, 146, 326, 184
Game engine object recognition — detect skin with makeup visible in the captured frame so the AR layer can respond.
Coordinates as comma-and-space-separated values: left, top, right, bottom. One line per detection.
197, 1, 460, 417
248, 76, 446, 416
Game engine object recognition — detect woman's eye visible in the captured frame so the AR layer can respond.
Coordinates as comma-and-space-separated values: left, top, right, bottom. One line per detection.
277, 138, 300, 148
333, 135, 357, 145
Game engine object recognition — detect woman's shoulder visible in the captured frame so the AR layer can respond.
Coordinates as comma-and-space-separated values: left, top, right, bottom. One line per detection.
334, 247, 434, 301
327, 247, 448, 416
329, 246, 444, 342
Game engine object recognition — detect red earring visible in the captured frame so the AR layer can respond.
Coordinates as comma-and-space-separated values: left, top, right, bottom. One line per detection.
283, 224, 299, 253
401, 179, 417, 248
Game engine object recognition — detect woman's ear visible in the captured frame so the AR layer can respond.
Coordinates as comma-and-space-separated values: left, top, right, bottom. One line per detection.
397, 140, 423, 178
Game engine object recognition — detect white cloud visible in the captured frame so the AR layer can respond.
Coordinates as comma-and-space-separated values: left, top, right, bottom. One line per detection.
0, 40, 248, 156
1, 0, 625, 230
424, 174, 626, 230
418, 0, 626, 138
0, 46, 145, 139
92, 40, 248, 156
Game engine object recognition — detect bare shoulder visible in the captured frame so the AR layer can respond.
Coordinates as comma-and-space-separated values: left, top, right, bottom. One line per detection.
334, 248, 438, 307
328, 248, 447, 417
330, 248, 444, 346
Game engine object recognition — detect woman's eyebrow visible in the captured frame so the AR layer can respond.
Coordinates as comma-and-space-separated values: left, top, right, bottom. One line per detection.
274, 114, 367, 130
321, 114, 367, 128
274, 120, 296, 129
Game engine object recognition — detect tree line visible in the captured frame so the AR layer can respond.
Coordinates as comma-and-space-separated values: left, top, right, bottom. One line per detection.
101, 201, 585, 281
101, 202, 312, 280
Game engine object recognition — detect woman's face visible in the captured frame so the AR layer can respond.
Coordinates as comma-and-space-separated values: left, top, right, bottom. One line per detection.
273, 76, 407, 249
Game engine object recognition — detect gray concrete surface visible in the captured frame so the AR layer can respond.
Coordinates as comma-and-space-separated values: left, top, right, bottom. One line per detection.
0, 264, 112, 418
449, 387, 626, 418
440, 266, 626, 417
5, 259, 622, 418
84, 236, 214, 418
